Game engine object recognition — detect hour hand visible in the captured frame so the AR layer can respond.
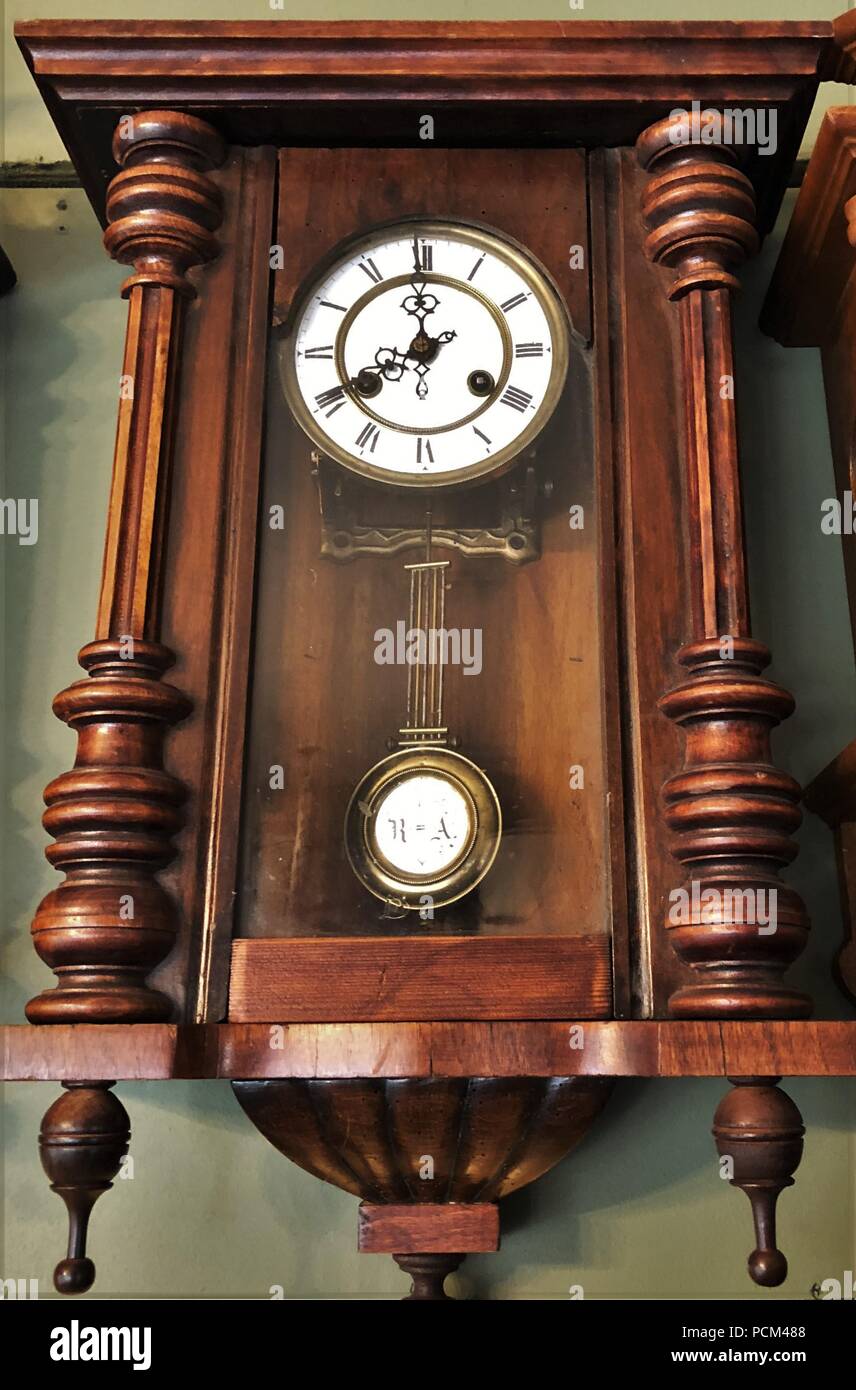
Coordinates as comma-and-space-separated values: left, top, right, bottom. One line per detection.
349, 346, 410, 397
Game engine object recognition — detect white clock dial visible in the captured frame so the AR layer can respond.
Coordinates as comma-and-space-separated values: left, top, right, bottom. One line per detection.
281, 219, 569, 487
372, 773, 473, 879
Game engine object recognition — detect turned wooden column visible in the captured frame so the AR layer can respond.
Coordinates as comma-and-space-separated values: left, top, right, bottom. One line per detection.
636, 114, 810, 1019
27, 111, 225, 1023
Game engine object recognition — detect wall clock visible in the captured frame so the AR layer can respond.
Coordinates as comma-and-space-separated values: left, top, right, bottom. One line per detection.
4, 18, 856, 1304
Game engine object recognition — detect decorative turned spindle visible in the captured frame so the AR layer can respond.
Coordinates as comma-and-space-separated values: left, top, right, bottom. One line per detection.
636, 113, 810, 1019
27, 111, 225, 1023
393, 1253, 464, 1300
712, 1077, 804, 1287
39, 1083, 131, 1294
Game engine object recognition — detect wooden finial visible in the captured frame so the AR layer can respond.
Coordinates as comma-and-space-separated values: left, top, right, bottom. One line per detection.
713, 1077, 804, 1287
637, 111, 758, 298
104, 110, 225, 297
39, 1083, 131, 1294
393, 1254, 465, 1300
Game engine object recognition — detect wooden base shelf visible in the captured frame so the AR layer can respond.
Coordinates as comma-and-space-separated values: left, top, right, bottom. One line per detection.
3, 1020, 855, 1082
228, 935, 613, 1022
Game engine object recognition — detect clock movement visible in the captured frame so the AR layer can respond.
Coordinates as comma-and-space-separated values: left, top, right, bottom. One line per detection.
3, 18, 856, 1301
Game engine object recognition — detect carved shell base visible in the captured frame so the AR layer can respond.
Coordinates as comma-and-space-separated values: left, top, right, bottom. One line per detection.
233, 1075, 612, 1295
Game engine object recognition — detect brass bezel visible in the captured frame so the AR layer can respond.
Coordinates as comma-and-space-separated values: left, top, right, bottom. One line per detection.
344, 745, 502, 910
279, 217, 570, 490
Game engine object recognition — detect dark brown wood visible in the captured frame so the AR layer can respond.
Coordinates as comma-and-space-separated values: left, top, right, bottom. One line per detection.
27, 112, 225, 1025
830, 11, 856, 86
232, 1076, 612, 1203
228, 936, 612, 1022
14, 21, 830, 232
359, 1201, 499, 1253
271, 146, 590, 342
636, 114, 810, 1020
6, 1021, 855, 1081
38, 1082, 131, 1294
151, 145, 276, 1022
10, 18, 848, 1301
588, 150, 633, 1018
712, 1077, 804, 1288
239, 145, 611, 955
762, 106, 856, 352
589, 148, 693, 1018
392, 1253, 464, 1301
832, 821, 856, 1004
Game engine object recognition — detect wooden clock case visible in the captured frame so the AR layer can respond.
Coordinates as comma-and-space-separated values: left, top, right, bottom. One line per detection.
3, 19, 855, 1300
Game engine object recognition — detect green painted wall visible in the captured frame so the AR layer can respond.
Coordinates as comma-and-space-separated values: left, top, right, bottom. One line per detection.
2, 0, 855, 1300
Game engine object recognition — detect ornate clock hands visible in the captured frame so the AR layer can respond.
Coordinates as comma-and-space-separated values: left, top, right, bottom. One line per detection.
349, 347, 409, 397
346, 257, 457, 400
400, 278, 456, 398
350, 329, 457, 401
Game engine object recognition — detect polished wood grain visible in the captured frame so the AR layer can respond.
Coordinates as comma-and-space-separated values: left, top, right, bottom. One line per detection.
14, 20, 831, 232
587, 150, 633, 1018
271, 147, 592, 341
830, 10, 856, 84
228, 936, 612, 1022
4, 1021, 855, 1080
391, 1254, 465, 1301
232, 1075, 612, 1202
151, 146, 276, 1022
38, 1082, 131, 1294
359, 1202, 499, 1253
713, 1077, 804, 1288
761, 107, 856, 351
589, 148, 694, 1017
27, 112, 225, 1025
10, 14, 847, 1303
637, 114, 810, 1020
240, 146, 611, 953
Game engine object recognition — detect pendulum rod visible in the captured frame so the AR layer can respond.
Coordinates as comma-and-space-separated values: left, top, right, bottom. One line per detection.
400, 511, 450, 746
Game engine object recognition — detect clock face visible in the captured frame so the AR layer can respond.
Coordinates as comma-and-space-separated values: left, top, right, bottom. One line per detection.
281, 219, 569, 487
373, 773, 473, 879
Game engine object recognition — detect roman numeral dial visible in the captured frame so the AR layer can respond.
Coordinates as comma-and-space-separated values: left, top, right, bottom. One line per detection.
283, 220, 569, 486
